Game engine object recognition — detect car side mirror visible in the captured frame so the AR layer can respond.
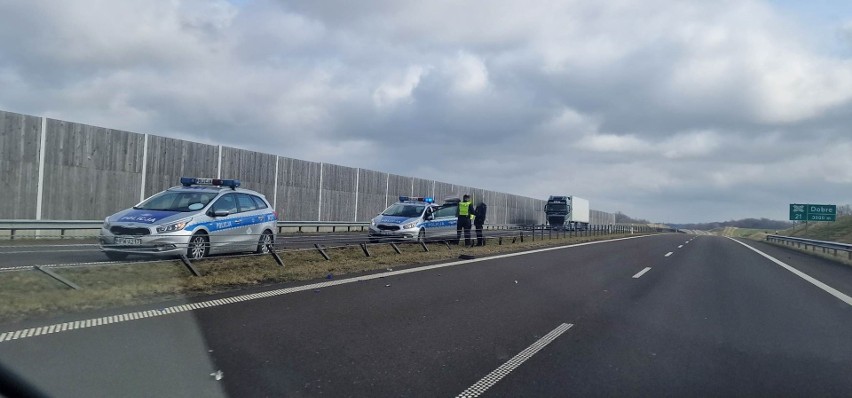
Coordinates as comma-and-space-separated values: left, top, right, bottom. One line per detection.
213, 210, 230, 217
425, 213, 434, 220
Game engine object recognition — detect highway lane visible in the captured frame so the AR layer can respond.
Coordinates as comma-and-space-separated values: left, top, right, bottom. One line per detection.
0, 229, 531, 268
1, 234, 850, 397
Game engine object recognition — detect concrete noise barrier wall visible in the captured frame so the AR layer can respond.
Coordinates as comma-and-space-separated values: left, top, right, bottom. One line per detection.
0, 109, 614, 224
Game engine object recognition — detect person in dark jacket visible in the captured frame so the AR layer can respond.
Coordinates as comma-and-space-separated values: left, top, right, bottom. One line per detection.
456, 194, 476, 246
474, 201, 487, 246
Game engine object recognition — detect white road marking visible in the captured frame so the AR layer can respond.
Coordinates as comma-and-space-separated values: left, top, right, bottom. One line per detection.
456, 323, 573, 398
665, 252, 673, 257
632, 267, 652, 279
678, 245, 683, 248
0, 235, 652, 343
728, 238, 852, 306
0, 249, 103, 255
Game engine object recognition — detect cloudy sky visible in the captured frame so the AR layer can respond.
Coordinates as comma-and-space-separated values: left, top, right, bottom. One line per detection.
1, 0, 851, 223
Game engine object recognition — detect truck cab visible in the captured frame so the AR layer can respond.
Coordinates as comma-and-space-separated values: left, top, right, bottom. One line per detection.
545, 195, 589, 230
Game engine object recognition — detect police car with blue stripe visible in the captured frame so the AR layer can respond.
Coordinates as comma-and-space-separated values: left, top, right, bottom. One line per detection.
368, 196, 460, 242
100, 177, 278, 260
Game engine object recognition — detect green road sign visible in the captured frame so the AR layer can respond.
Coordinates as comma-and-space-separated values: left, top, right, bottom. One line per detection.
789, 204, 836, 221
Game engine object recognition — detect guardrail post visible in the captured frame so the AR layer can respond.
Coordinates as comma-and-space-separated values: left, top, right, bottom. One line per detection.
34, 266, 80, 290
314, 243, 331, 260
420, 241, 429, 252
268, 246, 285, 267
360, 243, 371, 257
179, 255, 202, 277
389, 242, 402, 254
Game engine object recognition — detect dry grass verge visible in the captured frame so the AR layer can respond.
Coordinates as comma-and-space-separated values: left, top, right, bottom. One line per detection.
763, 240, 852, 267
1, 233, 645, 323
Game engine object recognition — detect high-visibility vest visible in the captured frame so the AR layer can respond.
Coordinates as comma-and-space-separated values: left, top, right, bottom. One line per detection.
458, 201, 472, 216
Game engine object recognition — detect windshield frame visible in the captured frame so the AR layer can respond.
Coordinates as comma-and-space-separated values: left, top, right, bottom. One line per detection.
381, 203, 426, 218
133, 190, 219, 212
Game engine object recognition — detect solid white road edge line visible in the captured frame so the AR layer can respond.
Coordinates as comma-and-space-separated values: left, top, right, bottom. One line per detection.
0, 235, 653, 343
632, 267, 652, 279
728, 238, 852, 306
456, 323, 574, 398
665, 252, 673, 257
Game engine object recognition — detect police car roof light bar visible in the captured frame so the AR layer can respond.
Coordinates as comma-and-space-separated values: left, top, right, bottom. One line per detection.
398, 196, 435, 203
180, 177, 241, 189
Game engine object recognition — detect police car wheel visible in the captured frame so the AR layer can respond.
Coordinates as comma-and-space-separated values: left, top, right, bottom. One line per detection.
105, 251, 128, 261
256, 231, 273, 254
188, 233, 209, 260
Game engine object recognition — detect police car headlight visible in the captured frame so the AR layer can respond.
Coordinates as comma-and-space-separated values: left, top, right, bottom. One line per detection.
156, 218, 192, 234
103, 217, 110, 229
371, 220, 376, 226
403, 222, 417, 229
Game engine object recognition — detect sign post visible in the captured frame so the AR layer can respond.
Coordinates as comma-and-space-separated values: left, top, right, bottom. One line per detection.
789, 204, 836, 222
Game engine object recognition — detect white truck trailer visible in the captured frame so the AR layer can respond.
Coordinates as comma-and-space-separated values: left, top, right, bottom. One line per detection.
544, 196, 590, 230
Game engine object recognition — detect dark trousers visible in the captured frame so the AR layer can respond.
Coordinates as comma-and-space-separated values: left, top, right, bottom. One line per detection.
457, 216, 472, 246
475, 223, 484, 246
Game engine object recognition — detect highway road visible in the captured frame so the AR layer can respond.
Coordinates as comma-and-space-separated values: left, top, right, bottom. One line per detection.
1, 234, 851, 397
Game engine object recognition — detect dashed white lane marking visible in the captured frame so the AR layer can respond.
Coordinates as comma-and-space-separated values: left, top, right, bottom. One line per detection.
456, 323, 574, 398
0, 235, 652, 344
665, 252, 673, 257
632, 267, 652, 279
728, 238, 852, 306
678, 245, 683, 248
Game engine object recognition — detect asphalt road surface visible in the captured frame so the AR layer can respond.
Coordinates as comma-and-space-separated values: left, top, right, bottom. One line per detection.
1, 234, 851, 397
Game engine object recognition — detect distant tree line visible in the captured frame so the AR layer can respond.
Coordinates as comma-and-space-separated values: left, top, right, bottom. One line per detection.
670, 218, 795, 231
614, 211, 650, 225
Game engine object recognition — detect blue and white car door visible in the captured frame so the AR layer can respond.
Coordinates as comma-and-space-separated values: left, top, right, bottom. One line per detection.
236, 193, 265, 250
425, 205, 457, 238
207, 193, 247, 253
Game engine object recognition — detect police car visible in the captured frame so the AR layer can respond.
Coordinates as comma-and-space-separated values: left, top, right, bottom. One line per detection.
100, 177, 278, 260
368, 196, 459, 242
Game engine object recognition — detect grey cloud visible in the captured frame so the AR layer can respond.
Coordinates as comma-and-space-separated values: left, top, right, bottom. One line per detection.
1, 0, 851, 223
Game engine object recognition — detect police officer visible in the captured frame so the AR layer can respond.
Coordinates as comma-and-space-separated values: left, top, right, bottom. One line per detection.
474, 200, 487, 246
456, 194, 475, 246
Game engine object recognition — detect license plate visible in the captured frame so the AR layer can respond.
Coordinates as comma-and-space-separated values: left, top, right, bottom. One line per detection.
380, 231, 394, 235
115, 237, 142, 245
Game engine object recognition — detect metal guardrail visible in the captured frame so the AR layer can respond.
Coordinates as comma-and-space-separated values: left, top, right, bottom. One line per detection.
0, 220, 524, 239
0, 219, 372, 238
0, 219, 666, 239
766, 234, 852, 260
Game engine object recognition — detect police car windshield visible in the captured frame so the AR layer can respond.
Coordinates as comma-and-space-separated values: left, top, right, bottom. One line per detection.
134, 191, 218, 212
383, 204, 426, 218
